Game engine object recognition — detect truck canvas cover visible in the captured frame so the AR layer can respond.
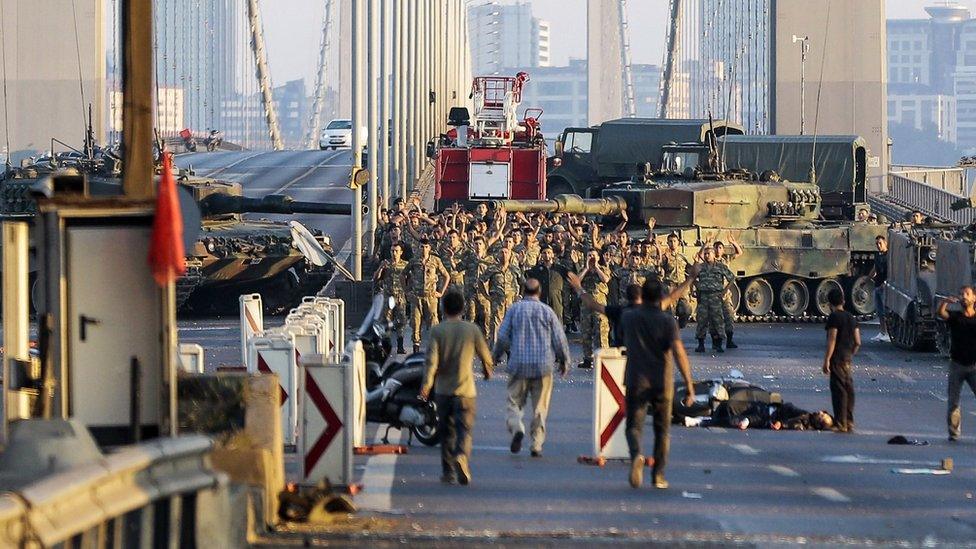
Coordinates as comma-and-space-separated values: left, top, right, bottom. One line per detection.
718, 135, 867, 195
594, 119, 743, 179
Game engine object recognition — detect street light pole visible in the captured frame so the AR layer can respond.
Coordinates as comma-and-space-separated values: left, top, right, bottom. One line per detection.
793, 34, 810, 135
380, 0, 391, 208
351, 0, 364, 279
367, 0, 379, 254
406, 1, 417, 192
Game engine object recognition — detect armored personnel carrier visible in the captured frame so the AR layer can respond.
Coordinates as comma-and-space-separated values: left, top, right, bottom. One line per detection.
495, 151, 885, 320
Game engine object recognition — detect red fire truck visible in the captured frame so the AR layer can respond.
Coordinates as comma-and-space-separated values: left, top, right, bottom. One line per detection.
433, 72, 547, 210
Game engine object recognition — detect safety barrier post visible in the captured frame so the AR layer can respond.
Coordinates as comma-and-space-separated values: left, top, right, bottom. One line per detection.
177, 343, 205, 374
578, 347, 649, 467
240, 294, 264, 367
299, 354, 354, 488
247, 335, 300, 446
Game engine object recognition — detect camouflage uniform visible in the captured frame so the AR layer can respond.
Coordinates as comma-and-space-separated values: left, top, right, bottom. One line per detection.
438, 244, 466, 291
581, 267, 611, 355
613, 265, 657, 305
694, 262, 735, 343
660, 249, 692, 323
463, 253, 495, 338
379, 258, 409, 340
717, 256, 737, 333
405, 254, 447, 347
523, 241, 541, 268
486, 262, 520, 342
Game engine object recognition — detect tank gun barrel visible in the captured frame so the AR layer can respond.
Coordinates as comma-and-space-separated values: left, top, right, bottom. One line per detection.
491, 194, 627, 216
199, 193, 354, 216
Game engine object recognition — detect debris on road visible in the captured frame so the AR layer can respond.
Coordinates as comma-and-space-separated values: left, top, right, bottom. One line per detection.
887, 435, 929, 446
891, 468, 951, 475
681, 491, 703, 499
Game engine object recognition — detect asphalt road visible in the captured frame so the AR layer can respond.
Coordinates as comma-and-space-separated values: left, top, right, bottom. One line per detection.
177, 149, 357, 257
185, 315, 976, 545
174, 151, 976, 545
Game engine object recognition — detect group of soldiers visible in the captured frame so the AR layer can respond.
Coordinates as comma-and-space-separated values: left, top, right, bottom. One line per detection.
371, 196, 743, 361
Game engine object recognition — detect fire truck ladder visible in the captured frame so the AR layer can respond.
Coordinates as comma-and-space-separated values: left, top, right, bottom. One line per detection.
470, 74, 526, 146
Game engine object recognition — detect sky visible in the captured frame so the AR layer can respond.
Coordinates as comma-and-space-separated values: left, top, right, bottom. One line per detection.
262, 0, 963, 88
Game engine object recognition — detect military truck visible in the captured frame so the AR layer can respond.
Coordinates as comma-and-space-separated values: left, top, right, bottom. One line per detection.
546, 118, 744, 198
719, 135, 871, 221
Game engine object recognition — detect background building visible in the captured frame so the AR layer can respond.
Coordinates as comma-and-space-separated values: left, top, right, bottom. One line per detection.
468, 1, 550, 76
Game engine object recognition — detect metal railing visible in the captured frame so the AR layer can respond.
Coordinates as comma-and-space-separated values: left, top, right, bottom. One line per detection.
0, 435, 232, 547
890, 166, 969, 197
886, 173, 976, 225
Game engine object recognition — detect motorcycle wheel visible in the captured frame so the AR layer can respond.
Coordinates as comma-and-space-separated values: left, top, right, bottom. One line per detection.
411, 401, 440, 446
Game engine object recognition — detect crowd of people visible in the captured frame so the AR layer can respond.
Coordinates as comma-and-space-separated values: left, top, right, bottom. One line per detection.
372, 195, 744, 364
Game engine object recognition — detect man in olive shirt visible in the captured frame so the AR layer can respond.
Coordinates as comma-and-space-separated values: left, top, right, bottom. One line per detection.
420, 291, 494, 485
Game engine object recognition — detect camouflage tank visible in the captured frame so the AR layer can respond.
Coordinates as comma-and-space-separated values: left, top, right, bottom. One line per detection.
495, 172, 885, 321
177, 175, 351, 315
0, 149, 352, 316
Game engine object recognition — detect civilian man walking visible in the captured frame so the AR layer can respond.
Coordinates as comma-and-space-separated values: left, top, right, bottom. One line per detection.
493, 278, 571, 458
617, 278, 696, 489
937, 286, 976, 441
823, 288, 860, 433
420, 291, 494, 485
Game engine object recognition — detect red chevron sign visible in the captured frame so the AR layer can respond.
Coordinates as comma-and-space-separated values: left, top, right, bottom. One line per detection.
599, 361, 626, 449
304, 369, 344, 475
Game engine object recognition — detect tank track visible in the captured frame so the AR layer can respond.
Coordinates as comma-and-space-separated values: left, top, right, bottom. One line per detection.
177, 259, 205, 310
691, 313, 876, 324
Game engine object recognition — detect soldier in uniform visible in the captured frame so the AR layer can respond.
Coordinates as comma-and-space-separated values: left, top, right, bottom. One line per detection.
463, 236, 495, 338
578, 249, 612, 368
486, 247, 520, 344
403, 238, 451, 353
373, 243, 409, 353
714, 233, 743, 349
694, 246, 736, 353
438, 230, 466, 291
614, 251, 656, 305
660, 233, 692, 327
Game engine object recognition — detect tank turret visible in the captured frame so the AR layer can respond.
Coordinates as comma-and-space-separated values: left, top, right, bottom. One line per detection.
602, 179, 823, 229
179, 178, 354, 218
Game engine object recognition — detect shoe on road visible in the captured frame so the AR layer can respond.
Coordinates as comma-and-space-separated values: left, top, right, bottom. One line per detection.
510, 432, 524, 454
440, 475, 458, 485
530, 449, 542, 458
629, 455, 644, 488
455, 455, 472, 486
652, 474, 669, 490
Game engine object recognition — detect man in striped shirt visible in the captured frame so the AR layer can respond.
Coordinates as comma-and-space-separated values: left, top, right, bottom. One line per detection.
493, 278, 571, 458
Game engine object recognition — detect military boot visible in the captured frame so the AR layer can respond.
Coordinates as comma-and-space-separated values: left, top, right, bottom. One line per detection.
712, 337, 725, 353
725, 331, 738, 349
694, 339, 706, 353
397, 336, 406, 355
413, 344, 421, 354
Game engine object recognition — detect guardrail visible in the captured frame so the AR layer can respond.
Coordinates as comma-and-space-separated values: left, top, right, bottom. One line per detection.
890, 167, 969, 197
886, 173, 976, 225
0, 435, 234, 547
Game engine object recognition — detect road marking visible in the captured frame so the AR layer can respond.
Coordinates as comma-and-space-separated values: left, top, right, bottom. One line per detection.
893, 372, 916, 383
275, 151, 346, 193
190, 151, 264, 178
473, 445, 513, 452
707, 426, 727, 433
929, 390, 949, 403
811, 487, 851, 503
356, 428, 404, 513
768, 465, 800, 477
730, 443, 759, 456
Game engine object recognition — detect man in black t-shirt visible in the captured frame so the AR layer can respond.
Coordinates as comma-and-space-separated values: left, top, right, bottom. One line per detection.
937, 286, 976, 441
823, 288, 860, 432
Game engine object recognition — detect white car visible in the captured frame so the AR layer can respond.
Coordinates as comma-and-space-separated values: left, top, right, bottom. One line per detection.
319, 119, 370, 151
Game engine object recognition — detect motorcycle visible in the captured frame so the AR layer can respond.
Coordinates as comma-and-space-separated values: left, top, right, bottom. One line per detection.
355, 294, 440, 446
205, 129, 222, 152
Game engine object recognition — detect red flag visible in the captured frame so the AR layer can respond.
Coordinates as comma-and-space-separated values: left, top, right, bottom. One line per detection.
148, 151, 186, 286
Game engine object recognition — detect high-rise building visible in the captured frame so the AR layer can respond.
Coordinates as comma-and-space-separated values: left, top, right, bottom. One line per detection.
885, 4, 976, 151
468, 1, 550, 76
273, 80, 311, 150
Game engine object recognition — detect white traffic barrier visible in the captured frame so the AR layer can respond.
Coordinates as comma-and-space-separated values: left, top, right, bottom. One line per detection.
178, 343, 205, 373
343, 340, 367, 448
300, 355, 353, 486
592, 347, 629, 460
248, 335, 300, 446
323, 298, 345, 358
240, 294, 264, 366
